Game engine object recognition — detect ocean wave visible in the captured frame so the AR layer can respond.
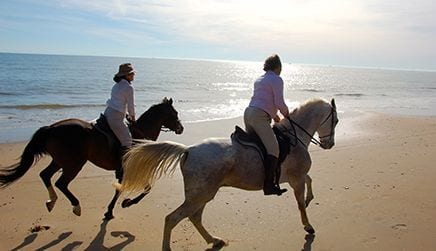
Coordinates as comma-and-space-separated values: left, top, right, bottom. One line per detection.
175, 99, 194, 103
210, 82, 249, 91
334, 93, 365, 97
0, 104, 105, 110
212, 82, 247, 87
301, 88, 323, 93
0, 92, 20, 96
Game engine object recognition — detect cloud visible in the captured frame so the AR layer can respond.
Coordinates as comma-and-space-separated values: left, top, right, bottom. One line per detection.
55, 1, 375, 47
3, 0, 435, 68
362, 0, 436, 35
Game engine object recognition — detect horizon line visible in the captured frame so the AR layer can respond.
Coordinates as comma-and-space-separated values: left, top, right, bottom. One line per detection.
1, 51, 435, 73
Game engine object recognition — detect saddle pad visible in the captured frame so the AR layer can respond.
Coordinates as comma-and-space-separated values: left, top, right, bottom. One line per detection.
231, 126, 291, 164
93, 114, 121, 149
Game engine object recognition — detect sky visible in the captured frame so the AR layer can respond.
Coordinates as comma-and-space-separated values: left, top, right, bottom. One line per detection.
1, 0, 435, 70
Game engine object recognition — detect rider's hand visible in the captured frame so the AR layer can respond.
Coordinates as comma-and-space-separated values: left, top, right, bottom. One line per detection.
273, 115, 281, 123
127, 115, 136, 123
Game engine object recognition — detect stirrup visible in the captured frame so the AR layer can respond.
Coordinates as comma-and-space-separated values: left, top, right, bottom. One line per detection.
263, 185, 287, 196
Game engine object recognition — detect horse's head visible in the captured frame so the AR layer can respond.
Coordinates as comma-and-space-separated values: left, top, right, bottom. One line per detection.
131, 98, 184, 140
159, 97, 184, 134
316, 99, 339, 149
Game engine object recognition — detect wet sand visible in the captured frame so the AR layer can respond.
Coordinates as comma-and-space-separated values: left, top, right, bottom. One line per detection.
0, 112, 435, 250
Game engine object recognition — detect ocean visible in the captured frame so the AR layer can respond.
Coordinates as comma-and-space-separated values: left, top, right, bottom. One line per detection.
0, 53, 435, 142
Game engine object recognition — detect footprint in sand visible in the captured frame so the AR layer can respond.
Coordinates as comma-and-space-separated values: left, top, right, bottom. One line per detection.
391, 223, 407, 230
29, 225, 51, 233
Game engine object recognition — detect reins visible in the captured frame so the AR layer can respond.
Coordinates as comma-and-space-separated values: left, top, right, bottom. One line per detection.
285, 106, 335, 148
131, 123, 175, 135
131, 102, 181, 135
287, 118, 323, 147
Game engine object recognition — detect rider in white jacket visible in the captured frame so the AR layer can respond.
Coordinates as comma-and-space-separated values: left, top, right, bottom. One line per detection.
104, 63, 136, 147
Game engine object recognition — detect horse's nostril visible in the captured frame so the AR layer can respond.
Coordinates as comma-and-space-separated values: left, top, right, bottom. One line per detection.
176, 125, 184, 134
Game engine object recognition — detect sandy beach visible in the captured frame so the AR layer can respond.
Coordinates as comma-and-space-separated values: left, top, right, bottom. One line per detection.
1, 112, 436, 251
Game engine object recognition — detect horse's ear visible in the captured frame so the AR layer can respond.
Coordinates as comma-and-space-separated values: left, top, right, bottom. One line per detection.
331, 98, 336, 109
169, 98, 173, 105
163, 97, 168, 103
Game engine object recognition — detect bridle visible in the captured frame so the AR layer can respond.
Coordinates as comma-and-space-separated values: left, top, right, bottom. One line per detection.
317, 106, 336, 141
161, 126, 173, 132
160, 116, 183, 132
129, 120, 179, 138
285, 106, 336, 149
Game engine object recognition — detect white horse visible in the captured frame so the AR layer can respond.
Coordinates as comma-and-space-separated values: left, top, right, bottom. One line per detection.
115, 98, 338, 251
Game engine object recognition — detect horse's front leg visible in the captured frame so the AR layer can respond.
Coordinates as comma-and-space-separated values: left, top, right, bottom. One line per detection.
290, 178, 315, 234
305, 174, 314, 208
121, 186, 151, 208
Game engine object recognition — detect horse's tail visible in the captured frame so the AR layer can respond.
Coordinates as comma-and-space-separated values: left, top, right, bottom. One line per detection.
0, 126, 49, 188
114, 141, 188, 194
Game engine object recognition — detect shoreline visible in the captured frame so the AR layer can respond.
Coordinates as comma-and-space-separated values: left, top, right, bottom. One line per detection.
0, 112, 436, 250
2, 110, 436, 144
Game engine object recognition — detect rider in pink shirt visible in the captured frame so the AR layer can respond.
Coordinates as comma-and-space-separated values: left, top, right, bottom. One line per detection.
249, 70, 289, 121
244, 54, 289, 196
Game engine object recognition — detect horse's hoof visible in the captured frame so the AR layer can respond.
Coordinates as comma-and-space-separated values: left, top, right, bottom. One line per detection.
212, 238, 227, 249
45, 200, 56, 212
73, 205, 81, 216
103, 212, 114, 221
304, 225, 315, 234
121, 199, 132, 208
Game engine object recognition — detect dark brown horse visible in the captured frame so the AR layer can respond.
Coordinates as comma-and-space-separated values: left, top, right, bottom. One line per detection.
0, 97, 183, 220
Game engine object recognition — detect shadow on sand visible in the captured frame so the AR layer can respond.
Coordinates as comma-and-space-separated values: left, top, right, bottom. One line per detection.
11, 232, 73, 251
35, 232, 73, 251
10, 221, 310, 250
84, 220, 135, 251
10, 233, 38, 251
204, 233, 315, 251
10, 221, 134, 251
301, 233, 315, 251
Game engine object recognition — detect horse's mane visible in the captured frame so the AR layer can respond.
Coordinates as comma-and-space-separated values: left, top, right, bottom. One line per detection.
136, 102, 165, 124
289, 98, 329, 118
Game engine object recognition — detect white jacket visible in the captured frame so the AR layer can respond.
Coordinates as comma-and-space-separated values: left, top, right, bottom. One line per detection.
106, 79, 135, 117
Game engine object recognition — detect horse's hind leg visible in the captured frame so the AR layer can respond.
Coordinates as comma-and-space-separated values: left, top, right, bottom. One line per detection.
290, 178, 315, 234
39, 161, 61, 212
305, 174, 314, 208
189, 205, 226, 249
54, 161, 86, 216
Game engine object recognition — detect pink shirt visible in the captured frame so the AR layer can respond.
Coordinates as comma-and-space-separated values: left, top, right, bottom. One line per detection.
248, 71, 289, 118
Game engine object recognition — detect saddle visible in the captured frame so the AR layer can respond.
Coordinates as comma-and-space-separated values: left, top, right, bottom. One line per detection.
92, 114, 121, 151
231, 125, 294, 187
231, 125, 292, 165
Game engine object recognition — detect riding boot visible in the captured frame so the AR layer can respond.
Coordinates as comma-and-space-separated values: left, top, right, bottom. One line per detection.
263, 154, 287, 196
120, 146, 130, 156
